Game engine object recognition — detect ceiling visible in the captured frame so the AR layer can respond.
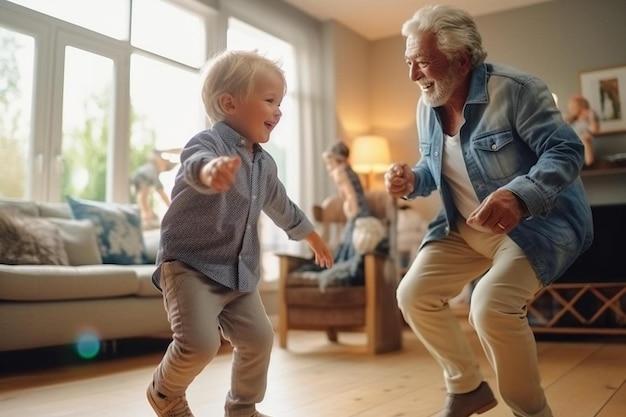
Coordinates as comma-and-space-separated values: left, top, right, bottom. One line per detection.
280, 0, 555, 41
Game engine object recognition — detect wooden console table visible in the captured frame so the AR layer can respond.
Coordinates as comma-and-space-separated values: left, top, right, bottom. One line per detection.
528, 282, 626, 335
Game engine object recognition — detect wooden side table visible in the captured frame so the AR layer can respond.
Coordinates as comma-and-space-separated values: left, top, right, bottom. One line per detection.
528, 282, 626, 335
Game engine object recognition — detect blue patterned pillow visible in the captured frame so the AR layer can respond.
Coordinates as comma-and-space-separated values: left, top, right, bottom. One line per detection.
67, 197, 148, 265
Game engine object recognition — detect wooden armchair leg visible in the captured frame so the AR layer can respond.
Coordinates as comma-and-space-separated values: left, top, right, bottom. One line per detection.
278, 290, 288, 349
279, 323, 288, 348
326, 328, 338, 343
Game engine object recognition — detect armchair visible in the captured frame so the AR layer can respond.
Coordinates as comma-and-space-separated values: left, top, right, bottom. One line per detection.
277, 190, 403, 354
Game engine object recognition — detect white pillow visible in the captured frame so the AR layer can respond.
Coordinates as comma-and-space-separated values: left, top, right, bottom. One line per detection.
48, 218, 103, 265
352, 216, 387, 255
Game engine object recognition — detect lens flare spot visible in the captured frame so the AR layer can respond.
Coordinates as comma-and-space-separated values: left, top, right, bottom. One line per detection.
76, 330, 100, 359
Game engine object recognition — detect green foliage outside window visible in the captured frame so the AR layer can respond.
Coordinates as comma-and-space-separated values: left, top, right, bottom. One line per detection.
0, 31, 27, 198
0, 29, 156, 202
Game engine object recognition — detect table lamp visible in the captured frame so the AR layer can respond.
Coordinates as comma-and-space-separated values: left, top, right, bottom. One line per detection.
350, 135, 391, 189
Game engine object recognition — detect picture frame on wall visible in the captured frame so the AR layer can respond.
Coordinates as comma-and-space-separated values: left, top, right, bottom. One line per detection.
580, 65, 626, 135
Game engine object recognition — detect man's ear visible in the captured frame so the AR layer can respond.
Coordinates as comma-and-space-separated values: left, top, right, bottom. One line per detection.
219, 93, 236, 114
458, 51, 472, 76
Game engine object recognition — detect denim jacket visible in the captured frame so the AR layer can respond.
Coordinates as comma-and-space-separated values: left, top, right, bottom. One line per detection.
407, 63, 593, 285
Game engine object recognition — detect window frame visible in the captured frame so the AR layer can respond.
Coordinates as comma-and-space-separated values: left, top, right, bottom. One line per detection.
51, 28, 132, 203
0, 0, 217, 203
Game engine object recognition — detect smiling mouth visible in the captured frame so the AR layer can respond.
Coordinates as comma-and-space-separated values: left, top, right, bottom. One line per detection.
419, 81, 434, 91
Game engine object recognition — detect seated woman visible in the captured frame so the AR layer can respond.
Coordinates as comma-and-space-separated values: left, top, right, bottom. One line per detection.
298, 142, 386, 290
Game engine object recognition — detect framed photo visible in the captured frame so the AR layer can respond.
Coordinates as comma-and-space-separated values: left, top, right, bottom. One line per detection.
580, 65, 626, 135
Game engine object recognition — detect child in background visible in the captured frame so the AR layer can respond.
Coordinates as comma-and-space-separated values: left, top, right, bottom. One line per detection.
131, 150, 177, 229
566, 94, 600, 166
147, 50, 333, 417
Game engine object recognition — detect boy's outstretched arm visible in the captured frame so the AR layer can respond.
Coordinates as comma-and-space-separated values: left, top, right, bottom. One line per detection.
304, 231, 334, 268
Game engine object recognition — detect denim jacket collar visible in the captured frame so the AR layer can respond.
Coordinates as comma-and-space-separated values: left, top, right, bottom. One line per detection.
466, 63, 489, 105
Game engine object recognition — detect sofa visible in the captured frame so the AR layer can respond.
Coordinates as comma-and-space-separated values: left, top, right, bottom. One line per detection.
0, 197, 171, 352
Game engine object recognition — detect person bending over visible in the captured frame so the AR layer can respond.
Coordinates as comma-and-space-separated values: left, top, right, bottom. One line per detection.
386, 5, 593, 417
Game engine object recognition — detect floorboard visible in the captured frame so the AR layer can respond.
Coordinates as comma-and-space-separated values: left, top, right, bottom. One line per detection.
1, 326, 625, 416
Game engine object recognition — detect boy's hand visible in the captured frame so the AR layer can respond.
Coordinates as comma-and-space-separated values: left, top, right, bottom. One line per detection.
200, 156, 241, 191
304, 231, 334, 268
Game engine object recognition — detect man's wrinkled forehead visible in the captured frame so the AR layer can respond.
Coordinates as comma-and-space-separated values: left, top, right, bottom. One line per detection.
404, 34, 424, 58
404, 32, 433, 59
405, 35, 419, 58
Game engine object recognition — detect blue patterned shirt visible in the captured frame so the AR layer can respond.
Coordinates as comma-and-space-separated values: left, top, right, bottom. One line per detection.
153, 122, 314, 293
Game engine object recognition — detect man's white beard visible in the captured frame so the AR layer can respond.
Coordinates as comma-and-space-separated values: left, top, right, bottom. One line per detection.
421, 67, 458, 107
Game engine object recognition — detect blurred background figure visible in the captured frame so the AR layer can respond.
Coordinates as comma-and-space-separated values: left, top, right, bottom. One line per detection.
566, 94, 599, 166
131, 149, 178, 229
322, 142, 369, 222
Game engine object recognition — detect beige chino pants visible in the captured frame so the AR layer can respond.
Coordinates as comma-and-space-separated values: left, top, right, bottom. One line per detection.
397, 218, 553, 417
153, 260, 274, 417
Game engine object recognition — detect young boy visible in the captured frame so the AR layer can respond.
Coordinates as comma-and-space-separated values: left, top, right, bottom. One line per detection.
147, 50, 334, 417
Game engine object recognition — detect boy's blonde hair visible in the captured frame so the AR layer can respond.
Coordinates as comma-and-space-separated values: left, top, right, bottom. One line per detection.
201, 50, 286, 124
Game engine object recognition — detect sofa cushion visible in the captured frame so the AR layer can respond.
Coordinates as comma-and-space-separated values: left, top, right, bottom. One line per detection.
0, 198, 39, 217
38, 202, 73, 219
67, 196, 149, 265
129, 265, 162, 297
48, 218, 103, 266
142, 228, 160, 264
0, 264, 140, 301
0, 210, 69, 266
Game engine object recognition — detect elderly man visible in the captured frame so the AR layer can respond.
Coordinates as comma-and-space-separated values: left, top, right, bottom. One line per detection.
385, 5, 593, 417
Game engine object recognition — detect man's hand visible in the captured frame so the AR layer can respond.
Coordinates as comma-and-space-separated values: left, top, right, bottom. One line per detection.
199, 156, 241, 191
466, 189, 528, 234
384, 163, 415, 198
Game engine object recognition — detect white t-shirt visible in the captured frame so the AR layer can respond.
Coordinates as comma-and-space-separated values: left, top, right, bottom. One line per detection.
442, 133, 480, 219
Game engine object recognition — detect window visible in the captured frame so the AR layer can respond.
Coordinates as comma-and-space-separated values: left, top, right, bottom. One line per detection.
0, 0, 212, 210
7, 0, 130, 40
60, 47, 115, 201
129, 53, 205, 225
128, 0, 209, 227
0, 26, 34, 199
131, 0, 205, 67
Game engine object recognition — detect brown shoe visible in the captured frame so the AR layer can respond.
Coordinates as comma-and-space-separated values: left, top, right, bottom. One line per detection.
438, 382, 497, 417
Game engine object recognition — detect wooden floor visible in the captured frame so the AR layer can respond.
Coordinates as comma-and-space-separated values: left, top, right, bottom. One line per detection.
1, 322, 626, 417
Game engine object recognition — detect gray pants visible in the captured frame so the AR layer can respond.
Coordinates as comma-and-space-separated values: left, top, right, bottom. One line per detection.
152, 260, 274, 417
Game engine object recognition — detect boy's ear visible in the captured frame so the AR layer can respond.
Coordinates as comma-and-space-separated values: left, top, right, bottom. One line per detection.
219, 93, 237, 114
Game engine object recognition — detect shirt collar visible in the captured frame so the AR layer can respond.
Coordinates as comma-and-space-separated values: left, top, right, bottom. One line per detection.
213, 121, 265, 157
466, 63, 489, 105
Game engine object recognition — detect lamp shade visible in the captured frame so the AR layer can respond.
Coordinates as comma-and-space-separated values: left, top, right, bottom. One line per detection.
350, 135, 391, 173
